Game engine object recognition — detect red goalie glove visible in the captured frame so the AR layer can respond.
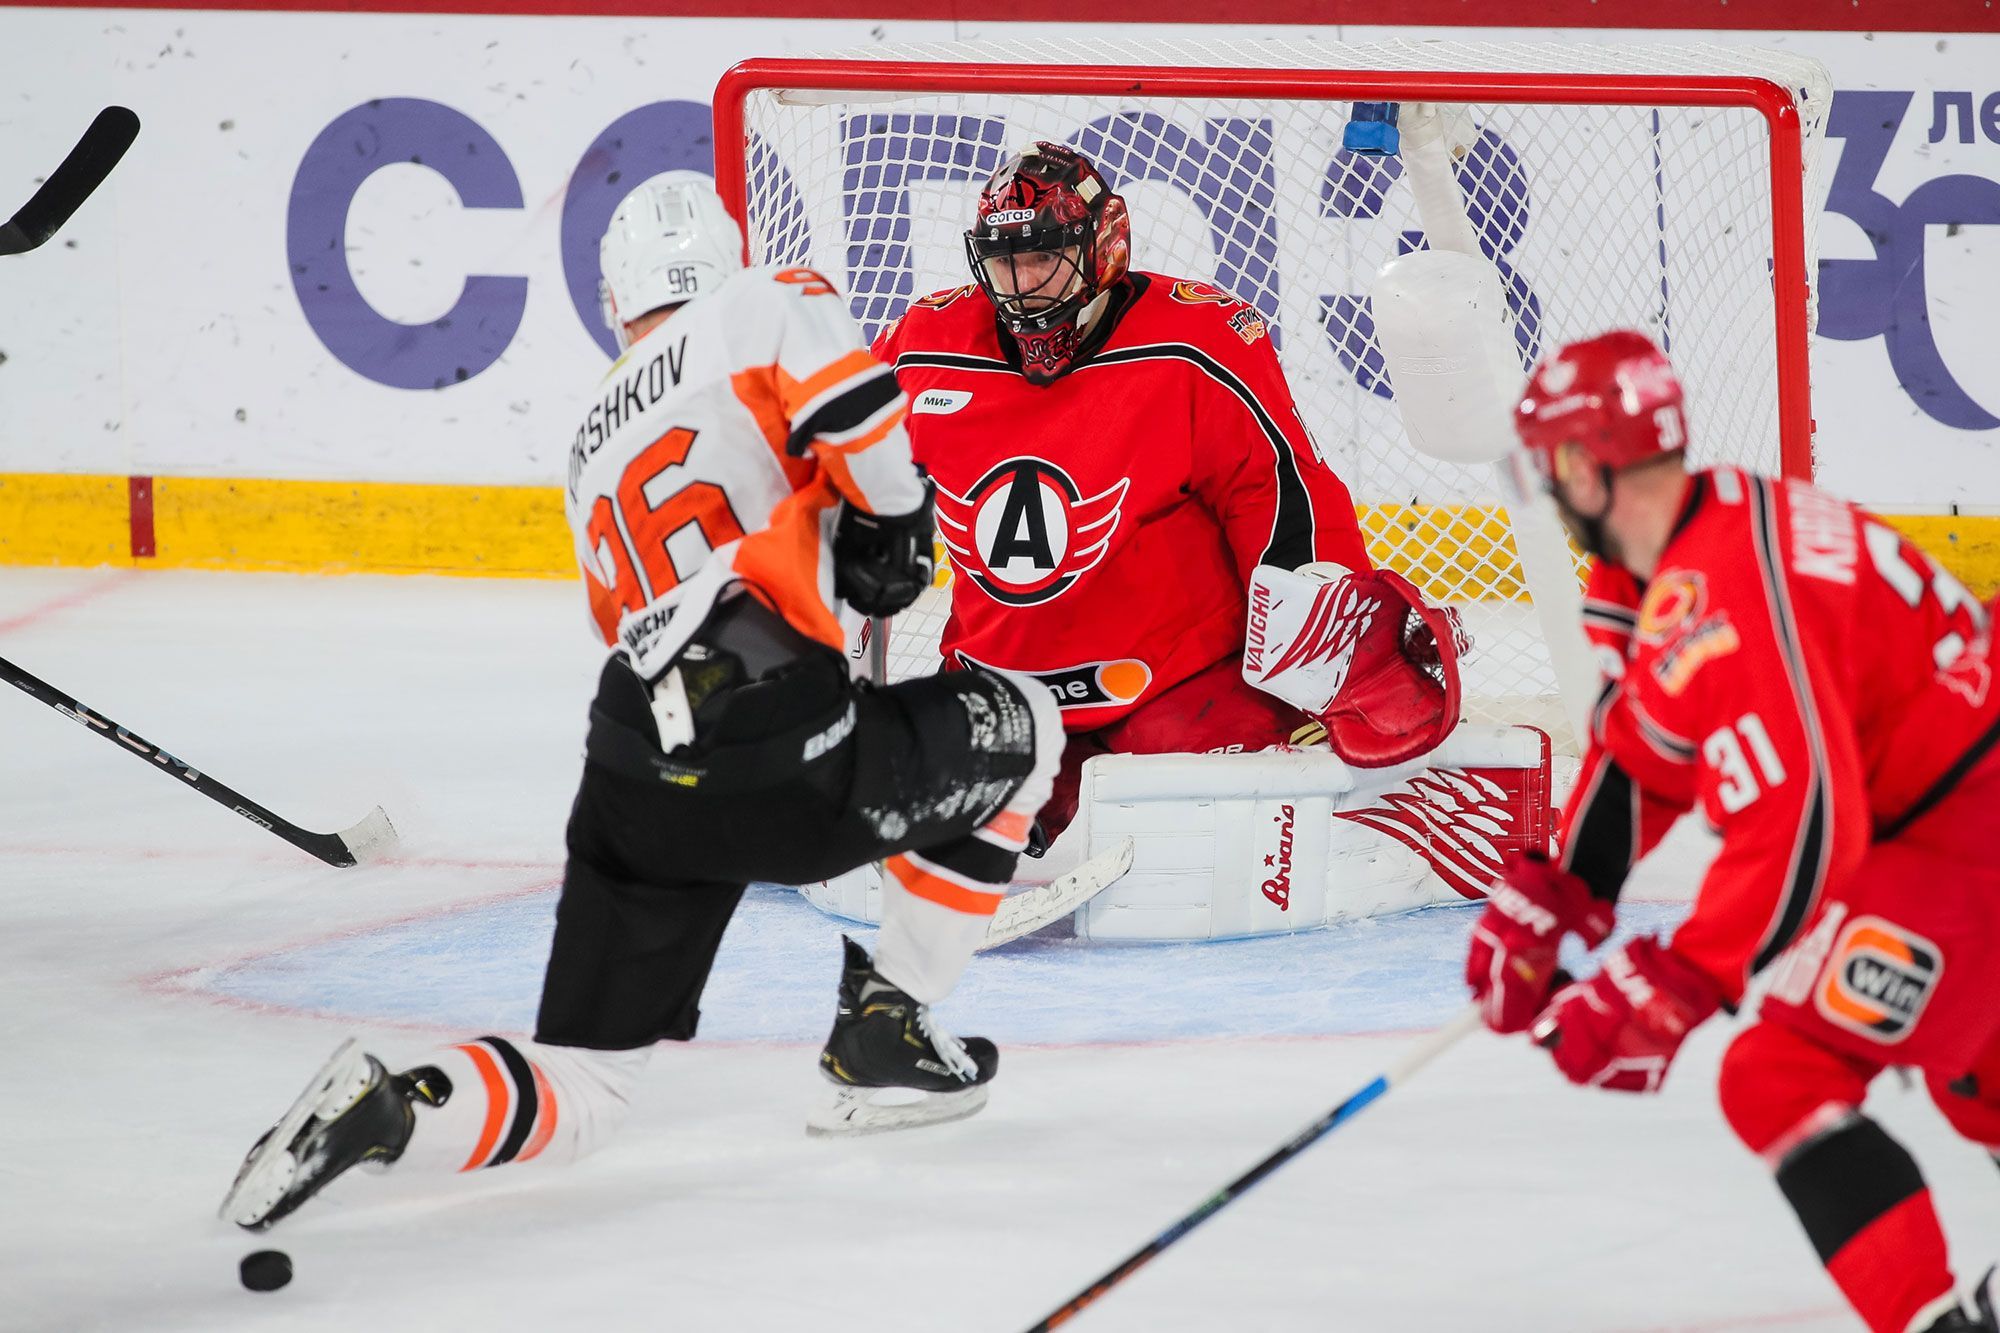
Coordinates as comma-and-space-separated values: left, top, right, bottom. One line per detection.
1465, 854, 1615, 1034
1532, 937, 1721, 1094
1243, 563, 1466, 767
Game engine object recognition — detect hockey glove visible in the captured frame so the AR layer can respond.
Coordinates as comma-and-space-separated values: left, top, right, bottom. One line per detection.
1242, 562, 1467, 767
1532, 937, 1720, 1094
1465, 853, 1615, 1034
834, 479, 935, 618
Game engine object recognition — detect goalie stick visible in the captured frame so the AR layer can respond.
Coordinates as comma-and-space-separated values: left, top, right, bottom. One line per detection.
1, 654, 396, 867
1021, 1006, 1481, 1331
1, 106, 141, 256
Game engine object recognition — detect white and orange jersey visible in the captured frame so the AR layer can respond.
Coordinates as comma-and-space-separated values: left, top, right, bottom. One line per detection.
563, 264, 925, 680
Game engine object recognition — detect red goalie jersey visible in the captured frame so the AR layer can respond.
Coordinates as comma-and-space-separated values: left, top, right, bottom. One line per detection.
873, 273, 1370, 731
1562, 466, 2000, 1006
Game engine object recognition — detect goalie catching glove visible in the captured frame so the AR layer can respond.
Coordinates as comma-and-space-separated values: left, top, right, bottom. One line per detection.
834, 478, 935, 618
1242, 562, 1467, 766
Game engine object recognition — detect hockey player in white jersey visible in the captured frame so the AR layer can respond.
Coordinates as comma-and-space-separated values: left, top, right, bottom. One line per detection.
220, 172, 1062, 1231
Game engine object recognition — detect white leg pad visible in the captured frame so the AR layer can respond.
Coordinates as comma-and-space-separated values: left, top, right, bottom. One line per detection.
1072, 726, 1552, 942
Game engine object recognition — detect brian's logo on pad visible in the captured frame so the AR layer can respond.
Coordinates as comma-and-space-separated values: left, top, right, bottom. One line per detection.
1261, 803, 1296, 910
935, 456, 1128, 607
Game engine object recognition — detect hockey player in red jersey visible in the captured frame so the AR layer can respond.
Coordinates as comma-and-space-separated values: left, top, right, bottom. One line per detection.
218, 173, 1066, 1231
874, 142, 1404, 838
1464, 330, 2000, 1332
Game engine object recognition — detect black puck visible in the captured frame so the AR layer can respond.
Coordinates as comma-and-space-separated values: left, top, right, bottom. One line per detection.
239, 1249, 292, 1292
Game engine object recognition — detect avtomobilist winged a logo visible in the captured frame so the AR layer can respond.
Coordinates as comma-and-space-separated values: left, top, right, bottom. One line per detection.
934, 456, 1128, 607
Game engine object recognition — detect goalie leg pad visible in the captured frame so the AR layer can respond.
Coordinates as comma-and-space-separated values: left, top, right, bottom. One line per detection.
1070, 726, 1550, 942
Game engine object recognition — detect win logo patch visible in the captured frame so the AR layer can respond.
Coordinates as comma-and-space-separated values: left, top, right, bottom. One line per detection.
1814, 915, 1943, 1043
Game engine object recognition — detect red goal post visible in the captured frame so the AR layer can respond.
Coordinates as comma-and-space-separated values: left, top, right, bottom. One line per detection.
711, 39, 1829, 738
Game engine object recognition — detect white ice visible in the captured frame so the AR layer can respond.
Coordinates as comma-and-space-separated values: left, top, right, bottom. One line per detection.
3, 567, 1994, 1333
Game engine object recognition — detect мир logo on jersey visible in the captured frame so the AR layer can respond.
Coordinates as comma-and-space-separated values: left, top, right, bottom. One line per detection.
935, 457, 1128, 606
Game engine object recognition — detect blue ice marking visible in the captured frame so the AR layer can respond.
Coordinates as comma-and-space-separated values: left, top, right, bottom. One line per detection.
199, 885, 1688, 1045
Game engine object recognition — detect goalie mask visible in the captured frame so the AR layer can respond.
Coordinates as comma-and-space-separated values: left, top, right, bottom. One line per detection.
964, 142, 1130, 386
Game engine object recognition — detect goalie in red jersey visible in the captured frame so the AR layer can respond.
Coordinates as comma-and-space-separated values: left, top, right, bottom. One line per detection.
875, 141, 1458, 841
1465, 331, 2000, 1332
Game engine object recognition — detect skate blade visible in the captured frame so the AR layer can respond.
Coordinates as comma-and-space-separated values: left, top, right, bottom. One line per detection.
805, 1083, 989, 1137
218, 1038, 372, 1229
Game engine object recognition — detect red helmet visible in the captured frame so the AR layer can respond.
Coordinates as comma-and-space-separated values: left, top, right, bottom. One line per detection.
964, 142, 1130, 385
1515, 330, 1690, 481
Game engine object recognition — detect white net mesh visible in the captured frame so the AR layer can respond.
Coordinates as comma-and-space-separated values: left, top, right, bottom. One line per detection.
728, 37, 1831, 741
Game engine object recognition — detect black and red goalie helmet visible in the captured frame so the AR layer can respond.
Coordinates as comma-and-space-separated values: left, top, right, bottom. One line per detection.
964, 142, 1131, 384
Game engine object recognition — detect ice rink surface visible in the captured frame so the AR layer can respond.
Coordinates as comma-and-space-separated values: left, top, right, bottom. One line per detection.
3, 567, 1995, 1333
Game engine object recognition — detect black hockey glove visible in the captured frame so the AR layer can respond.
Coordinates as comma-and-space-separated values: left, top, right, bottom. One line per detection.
834, 480, 935, 618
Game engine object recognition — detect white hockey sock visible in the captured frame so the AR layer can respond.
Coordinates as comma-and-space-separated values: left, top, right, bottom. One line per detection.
872, 851, 1002, 1005
392, 1037, 649, 1173
872, 667, 1063, 1003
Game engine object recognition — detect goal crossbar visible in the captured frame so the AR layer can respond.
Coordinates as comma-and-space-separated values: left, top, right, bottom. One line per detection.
713, 57, 1813, 478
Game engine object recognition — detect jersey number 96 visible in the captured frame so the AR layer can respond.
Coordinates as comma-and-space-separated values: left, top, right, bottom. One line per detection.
584, 426, 747, 642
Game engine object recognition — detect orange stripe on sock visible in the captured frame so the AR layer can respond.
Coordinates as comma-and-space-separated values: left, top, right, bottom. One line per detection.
886, 853, 1004, 917
517, 1062, 560, 1164
455, 1043, 511, 1172
983, 809, 1033, 845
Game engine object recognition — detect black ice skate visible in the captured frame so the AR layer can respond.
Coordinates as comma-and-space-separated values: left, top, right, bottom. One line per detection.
219, 1039, 446, 1230
810, 936, 997, 1136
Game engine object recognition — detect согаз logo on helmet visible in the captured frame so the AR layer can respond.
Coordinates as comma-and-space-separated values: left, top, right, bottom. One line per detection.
935, 458, 1128, 607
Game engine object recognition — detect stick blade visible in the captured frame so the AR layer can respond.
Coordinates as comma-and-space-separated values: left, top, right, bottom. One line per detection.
980, 836, 1135, 950
336, 806, 398, 865
0, 106, 141, 255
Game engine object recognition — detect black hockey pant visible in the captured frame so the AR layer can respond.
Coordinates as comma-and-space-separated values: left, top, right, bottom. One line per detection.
533, 651, 1038, 1051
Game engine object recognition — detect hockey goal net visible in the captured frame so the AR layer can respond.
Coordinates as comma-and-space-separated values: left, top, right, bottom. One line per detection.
714, 37, 1830, 745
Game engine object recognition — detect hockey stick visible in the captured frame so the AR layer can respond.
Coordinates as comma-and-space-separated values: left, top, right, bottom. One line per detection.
1, 654, 396, 867
1021, 1005, 1482, 1331
980, 836, 1133, 949
1, 106, 141, 256
867, 613, 890, 685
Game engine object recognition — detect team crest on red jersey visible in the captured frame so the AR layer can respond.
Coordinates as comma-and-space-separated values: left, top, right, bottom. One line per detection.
935, 457, 1128, 606
1637, 570, 1707, 646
